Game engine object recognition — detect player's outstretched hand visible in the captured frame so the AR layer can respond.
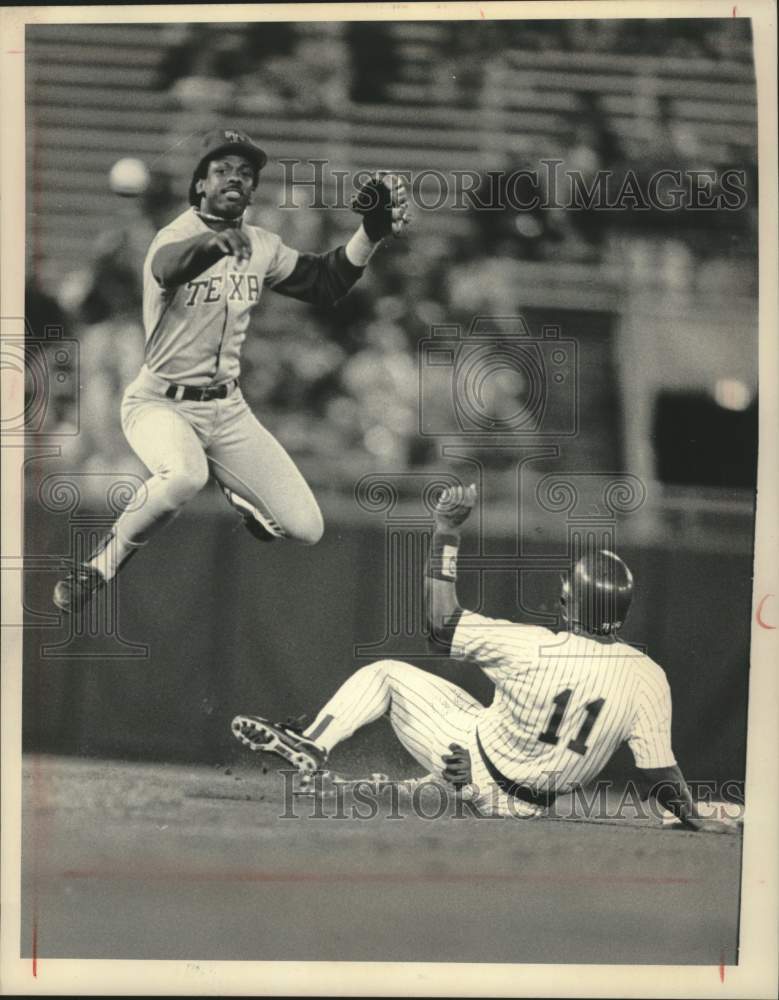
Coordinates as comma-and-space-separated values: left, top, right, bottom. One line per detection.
696, 816, 742, 835
351, 171, 411, 241
672, 815, 742, 835
434, 483, 477, 530
442, 743, 472, 787
210, 227, 252, 263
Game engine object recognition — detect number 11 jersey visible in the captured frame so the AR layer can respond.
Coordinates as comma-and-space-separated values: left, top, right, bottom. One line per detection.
451, 610, 677, 794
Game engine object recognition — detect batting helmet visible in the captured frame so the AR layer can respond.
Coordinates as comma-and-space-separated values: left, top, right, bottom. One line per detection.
188, 127, 268, 207
560, 549, 634, 636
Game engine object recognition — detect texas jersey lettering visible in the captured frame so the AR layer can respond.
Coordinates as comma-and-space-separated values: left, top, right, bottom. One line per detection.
143, 208, 298, 384
53, 127, 409, 615
182, 271, 262, 307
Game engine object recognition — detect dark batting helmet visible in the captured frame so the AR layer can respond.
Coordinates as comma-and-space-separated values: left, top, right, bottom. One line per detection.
188, 127, 268, 207
560, 549, 634, 636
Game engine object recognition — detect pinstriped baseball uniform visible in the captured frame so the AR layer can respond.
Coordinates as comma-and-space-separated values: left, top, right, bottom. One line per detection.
143, 207, 298, 385
304, 657, 485, 777
452, 611, 677, 796
304, 612, 675, 815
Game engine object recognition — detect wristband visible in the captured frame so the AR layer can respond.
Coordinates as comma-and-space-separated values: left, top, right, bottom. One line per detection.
345, 223, 380, 266
428, 532, 460, 581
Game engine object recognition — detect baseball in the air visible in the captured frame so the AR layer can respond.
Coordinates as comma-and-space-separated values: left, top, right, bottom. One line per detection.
109, 157, 150, 197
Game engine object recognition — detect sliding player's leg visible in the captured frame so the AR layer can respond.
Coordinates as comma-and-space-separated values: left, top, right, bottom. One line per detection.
233, 660, 483, 779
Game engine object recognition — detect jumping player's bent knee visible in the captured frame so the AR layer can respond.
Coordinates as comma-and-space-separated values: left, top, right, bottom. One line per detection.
290, 510, 325, 545
158, 464, 209, 510
287, 507, 324, 546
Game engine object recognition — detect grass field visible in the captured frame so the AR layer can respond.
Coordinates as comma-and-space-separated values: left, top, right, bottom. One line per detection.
20, 753, 742, 966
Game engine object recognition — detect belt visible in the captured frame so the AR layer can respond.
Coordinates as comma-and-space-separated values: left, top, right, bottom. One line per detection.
164, 378, 238, 402
475, 729, 557, 808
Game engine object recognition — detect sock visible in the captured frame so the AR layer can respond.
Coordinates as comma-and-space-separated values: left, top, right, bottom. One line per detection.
87, 527, 145, 581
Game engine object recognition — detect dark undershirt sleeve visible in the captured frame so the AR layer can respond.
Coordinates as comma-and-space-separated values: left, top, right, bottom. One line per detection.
270, 245, 364, 306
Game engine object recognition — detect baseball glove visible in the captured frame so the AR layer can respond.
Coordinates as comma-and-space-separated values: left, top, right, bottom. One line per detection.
351, 172, 411, 241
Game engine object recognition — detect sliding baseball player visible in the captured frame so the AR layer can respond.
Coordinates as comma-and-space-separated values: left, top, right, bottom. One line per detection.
233, 485, 735, 830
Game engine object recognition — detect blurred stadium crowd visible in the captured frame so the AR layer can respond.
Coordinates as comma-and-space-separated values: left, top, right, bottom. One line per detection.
25, 18, 757, 494
155, 19, 754, 109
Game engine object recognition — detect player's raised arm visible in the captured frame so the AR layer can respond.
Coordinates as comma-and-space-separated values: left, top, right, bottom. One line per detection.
269, 172, 411, 307
424, 483, 476, 653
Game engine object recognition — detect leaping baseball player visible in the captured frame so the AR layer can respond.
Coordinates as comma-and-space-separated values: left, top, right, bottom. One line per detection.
54, 128, 410, 612
233, 485, 736, 831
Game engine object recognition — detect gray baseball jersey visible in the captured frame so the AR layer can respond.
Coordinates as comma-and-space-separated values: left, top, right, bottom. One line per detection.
142, 207, 299, 385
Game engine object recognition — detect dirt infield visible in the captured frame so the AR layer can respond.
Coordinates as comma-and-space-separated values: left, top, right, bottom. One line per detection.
20, 754, 741, 966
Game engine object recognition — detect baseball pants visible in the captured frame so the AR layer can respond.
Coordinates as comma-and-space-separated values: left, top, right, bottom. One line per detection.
303, 659, 540, 816
92, 367, 324, 578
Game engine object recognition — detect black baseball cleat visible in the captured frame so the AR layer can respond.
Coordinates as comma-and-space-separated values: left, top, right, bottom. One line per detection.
231, 715, 328, 774
53, 564, 106, 613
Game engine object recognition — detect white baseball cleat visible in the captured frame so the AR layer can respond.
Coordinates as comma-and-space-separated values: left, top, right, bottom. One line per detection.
231, 715, 327, 774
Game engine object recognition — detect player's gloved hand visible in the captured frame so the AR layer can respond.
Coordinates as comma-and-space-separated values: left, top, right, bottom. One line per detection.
434, 483, 477, 530
209, 227, 252, 263
442, 743, 472, 787
351, 171, 411, 242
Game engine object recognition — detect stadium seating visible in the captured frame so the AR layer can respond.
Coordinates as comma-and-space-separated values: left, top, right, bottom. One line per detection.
26, 21, 755, 290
